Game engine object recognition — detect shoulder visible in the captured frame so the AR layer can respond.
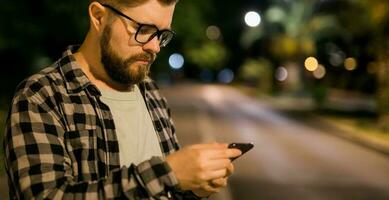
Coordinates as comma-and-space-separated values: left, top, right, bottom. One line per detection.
12, 60, 64, 105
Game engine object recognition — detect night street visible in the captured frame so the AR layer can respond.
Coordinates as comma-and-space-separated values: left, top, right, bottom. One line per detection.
163, 83, 389, 200
1, 0, 389, 199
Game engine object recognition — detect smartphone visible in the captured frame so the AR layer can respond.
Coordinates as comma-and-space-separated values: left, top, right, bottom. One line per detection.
228, 143, 254, 161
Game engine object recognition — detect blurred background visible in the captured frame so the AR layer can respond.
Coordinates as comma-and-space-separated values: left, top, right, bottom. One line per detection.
1, 0, 389, 199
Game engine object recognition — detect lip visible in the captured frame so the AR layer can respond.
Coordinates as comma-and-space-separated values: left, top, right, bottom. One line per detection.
135, 60, 150, 64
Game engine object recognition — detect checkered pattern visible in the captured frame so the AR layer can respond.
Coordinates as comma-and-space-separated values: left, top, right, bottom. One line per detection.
3, 46, 200, 199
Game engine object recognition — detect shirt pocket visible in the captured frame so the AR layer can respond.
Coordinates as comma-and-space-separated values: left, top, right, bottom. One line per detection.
64, 129, 99, 181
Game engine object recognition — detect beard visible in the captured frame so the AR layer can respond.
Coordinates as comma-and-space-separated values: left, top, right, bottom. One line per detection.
100, 24, 154, 85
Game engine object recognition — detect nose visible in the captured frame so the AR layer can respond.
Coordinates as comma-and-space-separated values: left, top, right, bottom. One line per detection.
142, 36, 160, 54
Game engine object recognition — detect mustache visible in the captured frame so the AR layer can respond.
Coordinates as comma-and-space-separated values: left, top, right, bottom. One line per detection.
128, 53, 155, 63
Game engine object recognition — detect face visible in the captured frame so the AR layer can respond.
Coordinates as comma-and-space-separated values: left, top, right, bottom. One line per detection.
99, 0, 175, 85
100, 24, 152, 85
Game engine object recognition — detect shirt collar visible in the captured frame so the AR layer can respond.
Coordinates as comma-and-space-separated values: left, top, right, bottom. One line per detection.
58, 45, 98, 94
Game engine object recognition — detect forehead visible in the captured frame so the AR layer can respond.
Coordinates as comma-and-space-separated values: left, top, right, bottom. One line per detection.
121, 0, 176, 29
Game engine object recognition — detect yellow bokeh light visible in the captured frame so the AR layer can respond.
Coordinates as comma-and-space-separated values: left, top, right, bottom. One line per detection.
305, 57, 318, 71
344, 57, 357, 71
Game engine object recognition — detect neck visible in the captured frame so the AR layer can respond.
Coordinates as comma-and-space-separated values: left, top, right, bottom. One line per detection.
74, 32, 134, 92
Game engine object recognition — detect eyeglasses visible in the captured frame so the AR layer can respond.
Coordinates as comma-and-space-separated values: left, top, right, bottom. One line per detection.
101, 4, 175, 47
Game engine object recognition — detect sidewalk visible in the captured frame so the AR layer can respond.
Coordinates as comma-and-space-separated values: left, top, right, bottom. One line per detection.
235, 84, 389, 156
313, 115, 389, 157
259, 94, 389, 157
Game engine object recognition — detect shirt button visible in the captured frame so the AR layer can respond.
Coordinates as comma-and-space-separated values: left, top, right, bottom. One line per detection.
156, 123, 162, 132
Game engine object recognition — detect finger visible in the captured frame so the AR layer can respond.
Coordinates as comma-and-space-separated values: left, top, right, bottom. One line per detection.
226, 163, 234, 177
203, 159, 231, 170
201, 184, 221, 193
207, 148, 241, 160
191, 143, 226, 149
227, 148, 242, 158
207, 168, 228, 180
210, 178, 227, 188
189, 145, 241, 162
195, 148, 233, 160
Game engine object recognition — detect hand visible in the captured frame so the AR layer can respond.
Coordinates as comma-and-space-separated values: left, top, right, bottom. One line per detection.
192, 178, 227, 197
192, 162, 234, 197
166, 143, 241, 192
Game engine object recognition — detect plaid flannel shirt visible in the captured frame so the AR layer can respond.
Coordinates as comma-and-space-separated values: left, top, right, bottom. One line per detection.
3, 46, 200, 200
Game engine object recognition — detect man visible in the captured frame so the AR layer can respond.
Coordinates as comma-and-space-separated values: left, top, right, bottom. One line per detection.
3, 0, 241, 199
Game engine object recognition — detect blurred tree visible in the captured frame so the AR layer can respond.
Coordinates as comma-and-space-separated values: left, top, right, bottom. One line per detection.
360, 0, 389, 131
240, 0, 341, 96
0, 0, 89, 103
332, 0, 389, 131
239, 58, 273, 94
170, 0, 229, 76
186, 41, 228, 70
0, 0, 231, 90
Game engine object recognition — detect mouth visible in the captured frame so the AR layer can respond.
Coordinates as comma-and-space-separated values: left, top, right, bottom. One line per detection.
135, 59, 151, 64
131, 54, 154, 65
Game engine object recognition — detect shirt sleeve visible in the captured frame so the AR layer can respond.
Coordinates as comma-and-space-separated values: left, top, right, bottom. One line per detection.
4, 92, 178, 199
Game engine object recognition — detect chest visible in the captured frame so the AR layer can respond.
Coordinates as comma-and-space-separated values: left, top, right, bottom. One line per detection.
51, 87, 177, 180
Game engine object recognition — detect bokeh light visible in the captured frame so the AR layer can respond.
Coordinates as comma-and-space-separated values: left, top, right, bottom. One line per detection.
304, 57, 319, 72
329, 51, 346, 67
168, 53, 185, 70
206, 25, 221, 41
244, 11, 261, 27
313, 64, 326, 79
344, 57, 357, 71
266, 7, 285, 23
275, 66, 288, 82
218, 69, 234, 83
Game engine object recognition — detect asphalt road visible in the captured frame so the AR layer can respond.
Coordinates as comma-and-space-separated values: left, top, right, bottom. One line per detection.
163, 84, 389, 200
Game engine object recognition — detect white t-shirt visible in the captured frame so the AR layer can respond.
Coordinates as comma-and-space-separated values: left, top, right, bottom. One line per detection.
100, 85, 162, 166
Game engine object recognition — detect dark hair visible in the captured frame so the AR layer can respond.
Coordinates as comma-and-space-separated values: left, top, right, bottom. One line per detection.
90, 0, 178, 8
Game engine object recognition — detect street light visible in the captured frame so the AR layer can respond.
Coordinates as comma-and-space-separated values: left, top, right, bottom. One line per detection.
244, 11, 261, 27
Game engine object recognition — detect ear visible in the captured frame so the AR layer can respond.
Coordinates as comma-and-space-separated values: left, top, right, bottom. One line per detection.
88, 2, 107, 33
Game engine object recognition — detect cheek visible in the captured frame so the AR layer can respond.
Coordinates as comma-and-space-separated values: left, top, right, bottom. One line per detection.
110, 30, 129, 50
108, 23, 131, 48
109, 28, 143, 56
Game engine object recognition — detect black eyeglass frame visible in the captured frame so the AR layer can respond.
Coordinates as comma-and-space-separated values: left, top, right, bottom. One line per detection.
101, 3, 175, 47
